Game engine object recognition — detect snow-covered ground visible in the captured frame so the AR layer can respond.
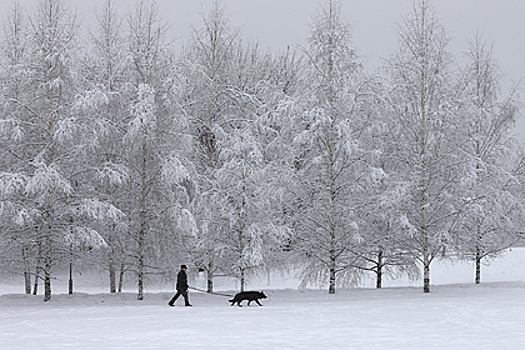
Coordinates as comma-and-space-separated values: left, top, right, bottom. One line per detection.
1, 283, 524, 349
1, 248, 524, 349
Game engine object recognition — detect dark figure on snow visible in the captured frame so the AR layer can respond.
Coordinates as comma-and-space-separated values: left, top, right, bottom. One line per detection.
229, 291, 267, 307
168, 265, 192, 307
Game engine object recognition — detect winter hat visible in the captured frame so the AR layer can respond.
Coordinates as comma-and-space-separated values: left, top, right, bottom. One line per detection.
181, 265, 187, 270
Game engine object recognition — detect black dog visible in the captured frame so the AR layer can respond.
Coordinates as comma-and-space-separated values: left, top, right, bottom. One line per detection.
229, 291, 267, 306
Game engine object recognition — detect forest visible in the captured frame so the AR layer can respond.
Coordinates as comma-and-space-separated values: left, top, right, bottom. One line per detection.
0, 0, 523, 301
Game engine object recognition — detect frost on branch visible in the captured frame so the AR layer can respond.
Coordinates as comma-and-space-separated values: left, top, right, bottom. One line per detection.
53, 117, 78, 142
73, 87, 110, 112
0, 118, 23, 141
172, 208, 198, 238
97, 162, 128, 186
25, 162, 72, 197
126, 83, 157, 141
162, 155, 191, 186
220, 129, 263, 171
14, 208, 35, 226
63, 226, 107, 249
0, 172, 27, 197
77, 198, 123, 222
239, 224, 264, 267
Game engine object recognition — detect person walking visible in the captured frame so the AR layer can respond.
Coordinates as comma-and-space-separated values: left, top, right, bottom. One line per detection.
168, 265, 192, 307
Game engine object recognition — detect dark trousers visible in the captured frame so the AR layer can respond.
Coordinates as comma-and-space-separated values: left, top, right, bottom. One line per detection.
169, 289, 191, 306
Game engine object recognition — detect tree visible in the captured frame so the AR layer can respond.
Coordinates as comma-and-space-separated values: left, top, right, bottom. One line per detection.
215, 43, 297, 291
0, 0, 122, 301
288, 0, 373, 294
358, 139, 420, 288
0, 2, 33, 294
179, 0, 239, 292
456, 33, 521, 283
387, 0, 463, 293
124, 0, 193, 300
80, 0, 130, 293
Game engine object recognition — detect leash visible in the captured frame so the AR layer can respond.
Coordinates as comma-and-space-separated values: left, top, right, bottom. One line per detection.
188, 286, 234, 298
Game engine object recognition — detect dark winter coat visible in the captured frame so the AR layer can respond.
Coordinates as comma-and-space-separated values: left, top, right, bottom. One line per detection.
176, 269, 188, 291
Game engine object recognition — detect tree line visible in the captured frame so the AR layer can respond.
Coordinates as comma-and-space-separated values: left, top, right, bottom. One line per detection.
0, 0, 523, 301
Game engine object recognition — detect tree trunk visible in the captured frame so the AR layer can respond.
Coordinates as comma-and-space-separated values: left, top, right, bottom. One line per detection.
329, 254, 336, 294
109, 259, 116, 293
32, 241, 42, 295
32, 265, 39, 295
422, 227, 431, 293
43, 236, 52, 301
475, 248, 481, 285
239, 169, 246, 294
137, 141, 147, 301
240, 267, 245, 292
118, 263, 125, 293
44, 258, 52, 301
22, 248, 31, 294
423, 257, 430, 293
376, 250, 383, 289
68, 220, 74, 294
207, 273, 213, 293
24, 271, 32, 294
137, 252, 144, 300
68, 260, 73, 295
207, 261, 214, 293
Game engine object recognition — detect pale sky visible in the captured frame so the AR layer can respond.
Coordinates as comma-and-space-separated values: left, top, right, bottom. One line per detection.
2, 0, 524, 137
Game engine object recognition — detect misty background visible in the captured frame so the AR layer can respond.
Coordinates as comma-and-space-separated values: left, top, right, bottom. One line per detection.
1, 0, 522, 135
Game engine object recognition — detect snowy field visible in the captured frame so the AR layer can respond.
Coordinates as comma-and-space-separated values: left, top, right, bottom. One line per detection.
1, 283, 525, 349
1, 248, 525, 349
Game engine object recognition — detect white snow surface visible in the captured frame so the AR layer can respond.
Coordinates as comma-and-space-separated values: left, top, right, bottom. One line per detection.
1, 283, 525, 349
1, 248, 525, 349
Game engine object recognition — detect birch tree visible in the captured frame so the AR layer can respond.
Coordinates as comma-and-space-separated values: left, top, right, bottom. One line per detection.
179, 0, 239, 292
0, 2, 34, 294
388, 0, 462, 293
214, 43, 296, 291
124, 0, 193, 300
359, 125, 419, 288
0, 0, 121, 301
456, 33, 521, 283
289, 0, 373, 294
80, 0, 131, 293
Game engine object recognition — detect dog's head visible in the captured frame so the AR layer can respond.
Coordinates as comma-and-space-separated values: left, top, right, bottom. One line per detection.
258, 291, 267, 299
